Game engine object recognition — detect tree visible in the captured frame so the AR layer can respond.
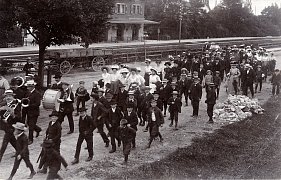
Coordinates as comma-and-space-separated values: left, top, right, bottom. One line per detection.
9, 0, 114, 87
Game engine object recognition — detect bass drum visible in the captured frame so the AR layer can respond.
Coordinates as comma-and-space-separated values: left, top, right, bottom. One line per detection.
42, 89, 61, 112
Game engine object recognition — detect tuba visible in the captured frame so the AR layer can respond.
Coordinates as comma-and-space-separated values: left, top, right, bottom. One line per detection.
21, 98, 30, 108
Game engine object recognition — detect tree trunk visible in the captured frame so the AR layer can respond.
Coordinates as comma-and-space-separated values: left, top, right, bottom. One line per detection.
38, 44, 46, 88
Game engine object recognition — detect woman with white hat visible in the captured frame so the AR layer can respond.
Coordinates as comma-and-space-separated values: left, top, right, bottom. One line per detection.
149, 67, 161, 93
101, 67, 111, 89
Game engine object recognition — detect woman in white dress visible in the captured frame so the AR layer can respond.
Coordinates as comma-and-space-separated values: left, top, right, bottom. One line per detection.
154, 59, 164, 80
119, 68, 130, 90
127, 68, 142, 88
101, 67, 111, 89
110, 65, 120, 95
149, 67, 161, 93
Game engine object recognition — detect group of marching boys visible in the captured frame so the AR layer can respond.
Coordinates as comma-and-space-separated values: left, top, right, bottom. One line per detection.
0, 43, 280, 180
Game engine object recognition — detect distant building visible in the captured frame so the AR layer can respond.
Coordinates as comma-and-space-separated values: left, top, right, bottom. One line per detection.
106, 0, 159, 42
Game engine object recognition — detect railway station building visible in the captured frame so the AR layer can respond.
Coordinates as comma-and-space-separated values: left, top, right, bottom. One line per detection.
106, 0, 159, 42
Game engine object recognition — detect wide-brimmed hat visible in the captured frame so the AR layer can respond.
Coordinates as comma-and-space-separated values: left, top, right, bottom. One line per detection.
145, 59, 151, 63
4, 89, 15, 96
136, 67, 142, 72
12, 122, 27, 131
101, 66, 109, 72
216, 71, 220, 74
171, 82, 177, 86
119, 68, 130, 74
78, 107, 87, 112
130, 83, 138, 87
181, 73, 187, 76
142, 86, 151, 90
120, 119, 128, 125
25, 80, 37, 86
128, 91, 135, 95
49, 111, 59, 117
150, 68, 158, 73
245, 64, 251, 68
172, 91, 179, 95
130, 67, 137, 72
162, 79, 168, 83
53, 73, 62, 79
111, 65, 119, 70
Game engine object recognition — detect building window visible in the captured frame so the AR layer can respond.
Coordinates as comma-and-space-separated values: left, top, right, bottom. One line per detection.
116, 3, 126, 14
132, 4, 142, 14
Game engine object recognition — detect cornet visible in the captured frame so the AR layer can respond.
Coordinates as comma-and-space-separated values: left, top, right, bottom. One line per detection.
2, 100, 20, 121
66, 84, 73, 102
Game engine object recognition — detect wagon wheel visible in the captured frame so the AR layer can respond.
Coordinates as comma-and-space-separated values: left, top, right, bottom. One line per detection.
60, 60, 72, 74
92, 57, 105, 71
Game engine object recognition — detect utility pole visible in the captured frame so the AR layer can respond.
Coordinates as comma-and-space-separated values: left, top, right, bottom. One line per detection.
179, 1, 183, 44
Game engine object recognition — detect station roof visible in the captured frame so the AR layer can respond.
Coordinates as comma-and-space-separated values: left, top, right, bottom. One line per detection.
109, 19, 159, 25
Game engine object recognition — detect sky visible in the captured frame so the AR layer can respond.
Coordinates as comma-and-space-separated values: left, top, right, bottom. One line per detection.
209, 0, 281, 15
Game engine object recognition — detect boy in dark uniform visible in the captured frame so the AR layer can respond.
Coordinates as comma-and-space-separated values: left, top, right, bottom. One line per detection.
38, 140, 68, 180
167, 91, 182, 130
116, 84, 128, 112
146, 100, 164, 148
205, 83, 217, 123
159, 79, 171, 117
8, 122, 36, 180
123, 103, 138, 149
72, 107, 95, 164
179, 73, 192, 106
152, 91, 163, 111
125, 91, 137, 111
75, 81, 90, 116
140, 86, 153, 131
189, 78, 202, 118
107, 100, 123, 153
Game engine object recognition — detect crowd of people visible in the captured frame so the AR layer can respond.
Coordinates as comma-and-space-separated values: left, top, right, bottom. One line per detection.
0, 43, 280, 180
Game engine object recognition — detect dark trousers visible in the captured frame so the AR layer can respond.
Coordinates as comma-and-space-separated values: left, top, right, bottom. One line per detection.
207, 104, 215, 121
255, 79, 263, 92
191, 100, 200, 116
180, 90, 189, 105
170, 110, 179, 124
58, 112, 74, 132
27, 115, 41, 141
109, 127, 120, 150
0, 131, 17, 161
76, 99, 85, 112
74, 134, 93, 159
10, 155, 35, 178
216, 86, 220, 98
47, 170, 62, 180
163, 100, 168, 115
272, 84, 280, 95
243, 82, 254, 97
122, 141, 132, 156
97, 123, 109, 144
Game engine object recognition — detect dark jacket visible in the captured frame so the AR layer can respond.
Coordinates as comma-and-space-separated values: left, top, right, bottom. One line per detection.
167, 97, 182, 113
99, 96, 110, 109
59, 91, 74, 113
159, 84, 173, 101
271, 72, 281, 85
75, 87, 89, 101
0, 109, 18, 133
107, 107, 123, 128
24, 89, 41, 117
189, 83, 202, 101
205, 90, 217, 105
39, 148, 67, 171
116, 89, 128, 108
16, 133, 29, 157
78, 115, 95, 136
147, 106, 164, 126
91, 101, 107, 125
117, 126, 136, 143
46, 121, 62, 144
241, 69, 256, 84
140, 93, 153, 110
124, 110, 138, 130
51, 82, 62, 91
125, 97, 138, 111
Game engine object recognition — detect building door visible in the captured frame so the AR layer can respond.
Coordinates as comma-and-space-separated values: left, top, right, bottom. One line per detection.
117, 24, 124, 41
132, 24, 139, 41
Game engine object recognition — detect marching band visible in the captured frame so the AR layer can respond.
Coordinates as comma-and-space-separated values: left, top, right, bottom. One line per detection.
0, 43, 280, 179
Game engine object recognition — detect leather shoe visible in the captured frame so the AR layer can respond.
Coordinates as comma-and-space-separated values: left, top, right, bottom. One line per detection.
105, 142, 109, 147
71, 158, 79, 165
36, 130, 41, 138
85, 157, 92, 162
27, 171, 36, 179
37, 169, 47, 174
28, 140, 33, 145
109, 149, 116, 153
67, 131, 73, 134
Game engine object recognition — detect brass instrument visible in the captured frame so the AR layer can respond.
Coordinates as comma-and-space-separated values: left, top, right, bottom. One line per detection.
66, 84, 73, 102
2, 100, 20, 121
21, 98, 30, 107
10, 76, 25, 87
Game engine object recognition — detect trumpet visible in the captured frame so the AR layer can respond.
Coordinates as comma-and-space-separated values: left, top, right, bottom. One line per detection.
66, 84, 73, 102
2, 100, 19, 121
21, 98, 30, 107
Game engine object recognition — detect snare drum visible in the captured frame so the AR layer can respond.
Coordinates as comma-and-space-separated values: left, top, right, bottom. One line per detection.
42, 89, 61, 111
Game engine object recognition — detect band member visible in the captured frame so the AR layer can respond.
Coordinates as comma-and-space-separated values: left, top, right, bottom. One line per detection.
58, 82, 75, 134
0, 90, 20, 162
205, 83, 217, 124
24, 80, 42, 144
75, 81, 90, 115
107, 100, 123, 153
51, 73, 63, 91
167, 91, 182, 130
38, 140, 68, 180
123, 103, 138, 148
241, 64, 255, 98
72, 107, 95, 164
37, 111, 62, 174
91, 94, 110, 147
8, 122, 36, 180
116, 84, 128, 112
146, 100, 164, 148
189, 78, 202, 118
117, 119, 136, 164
